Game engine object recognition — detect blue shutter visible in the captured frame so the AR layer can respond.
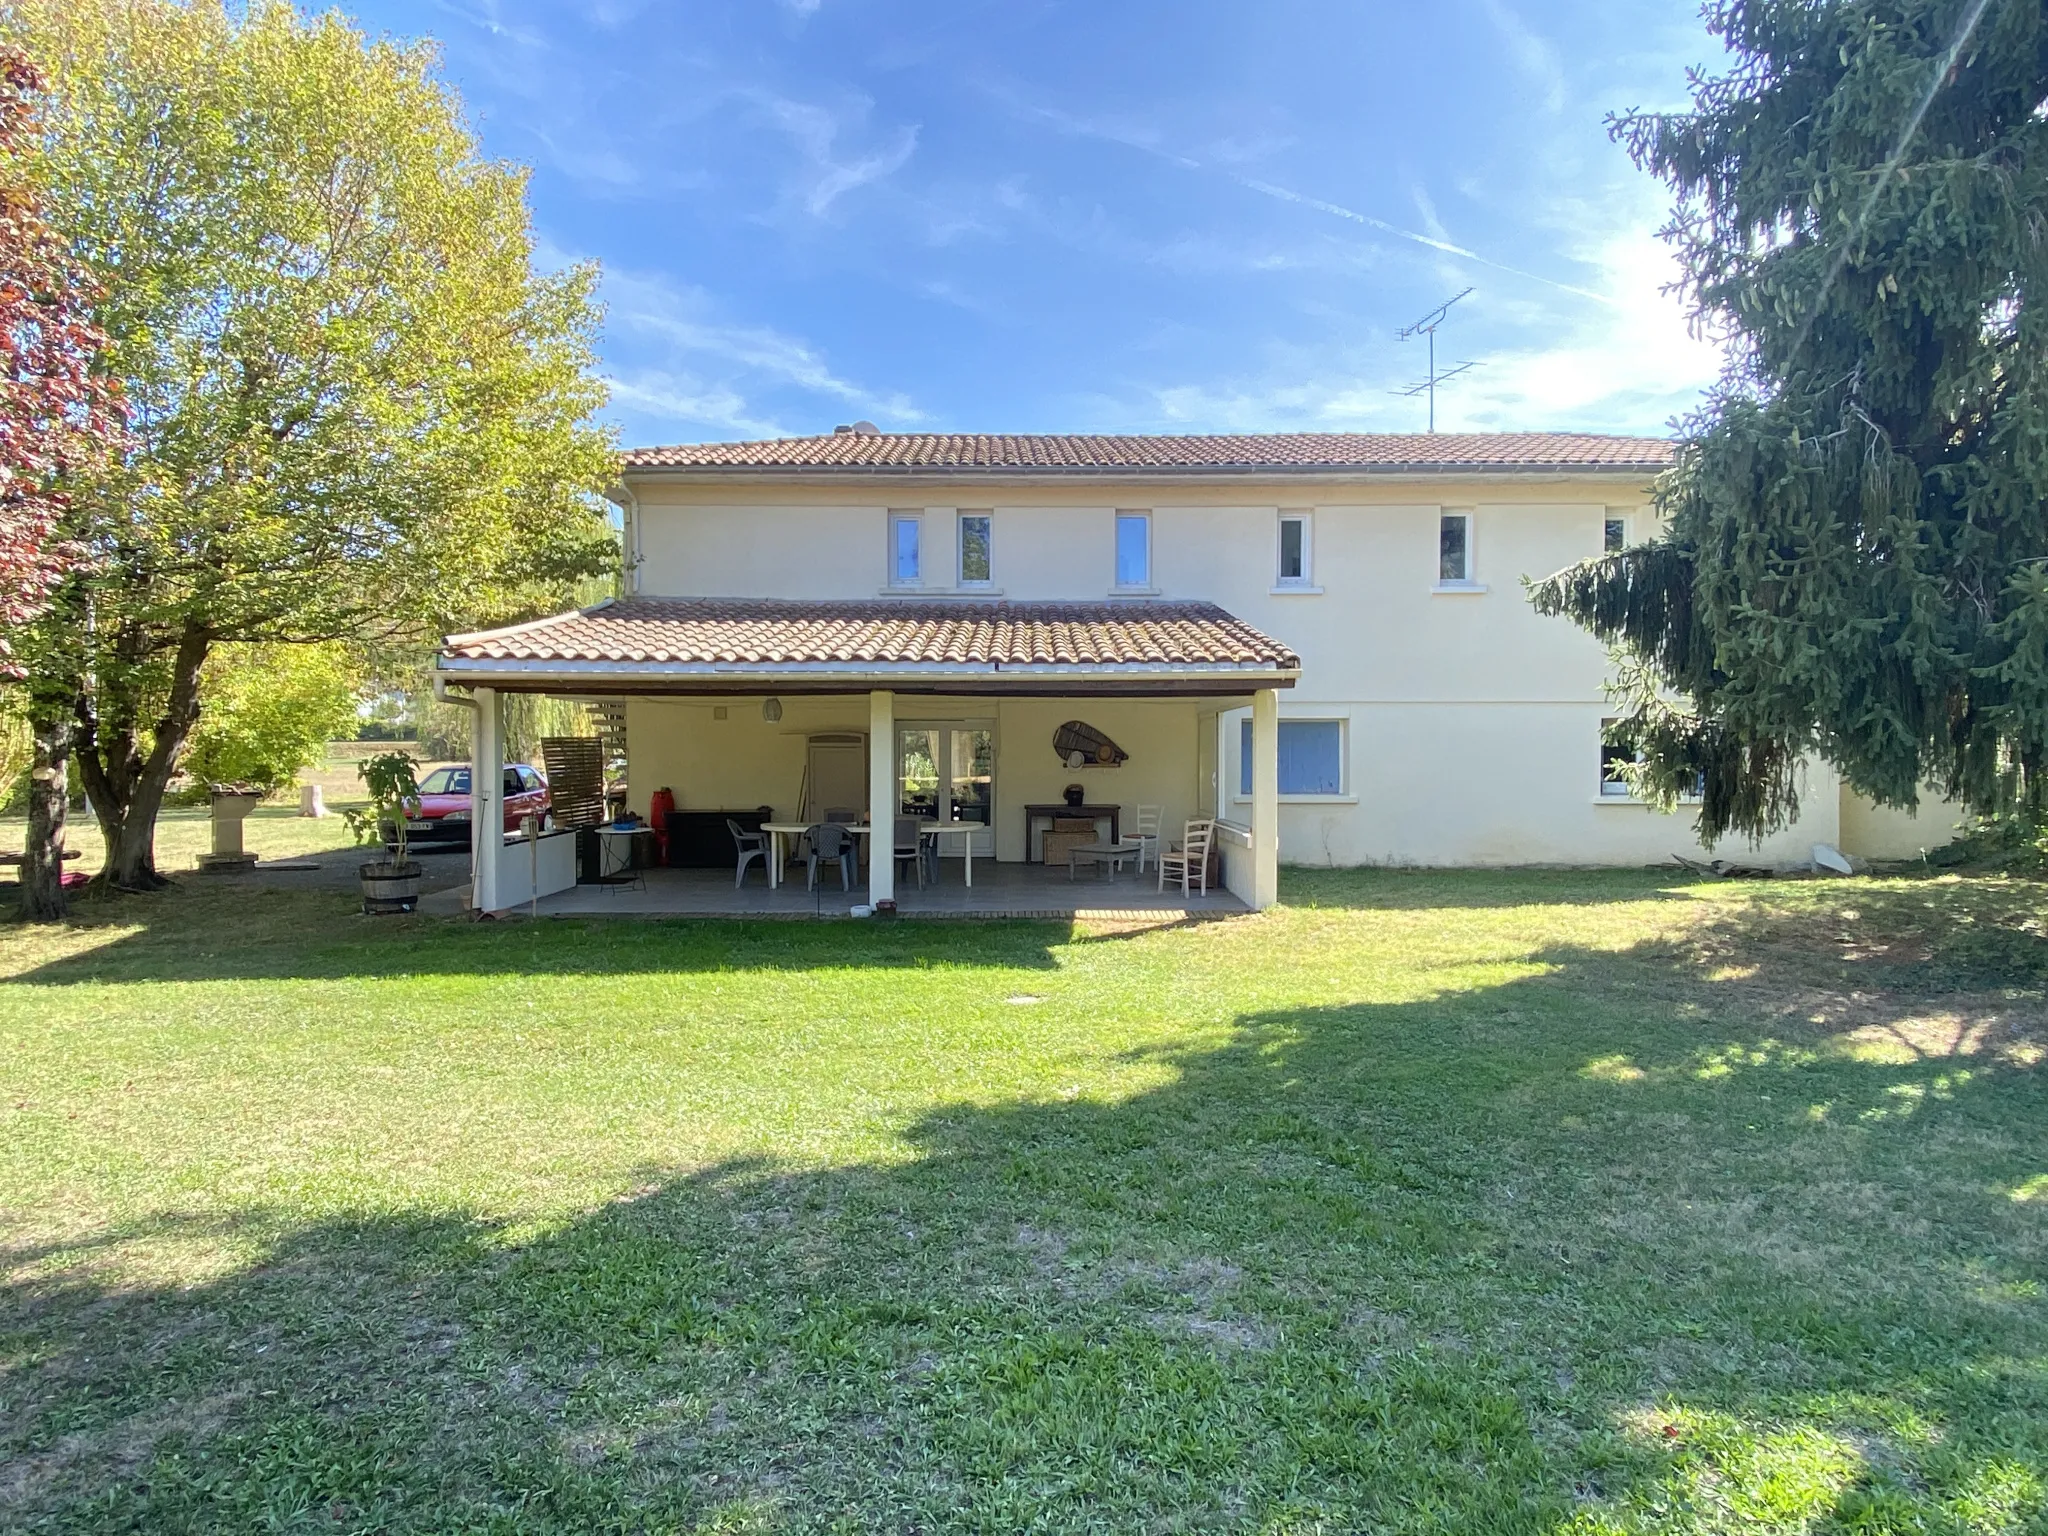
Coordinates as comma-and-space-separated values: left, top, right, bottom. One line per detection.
1279, 721, 1342, 794
1242, 719, 1344, 795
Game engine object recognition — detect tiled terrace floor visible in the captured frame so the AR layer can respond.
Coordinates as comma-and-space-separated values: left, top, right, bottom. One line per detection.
426, 860, 1246, 920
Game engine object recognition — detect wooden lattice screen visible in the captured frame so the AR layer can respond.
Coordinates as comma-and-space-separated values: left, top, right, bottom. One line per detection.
540, 736, 607, 828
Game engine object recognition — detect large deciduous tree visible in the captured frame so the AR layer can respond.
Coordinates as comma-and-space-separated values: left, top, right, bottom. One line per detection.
6, 0, 616, 909
0, 44, 122, 919
1529, 0, 2048, 843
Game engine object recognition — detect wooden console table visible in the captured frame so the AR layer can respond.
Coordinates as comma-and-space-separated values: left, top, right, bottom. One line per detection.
1023, 803, 1122, 863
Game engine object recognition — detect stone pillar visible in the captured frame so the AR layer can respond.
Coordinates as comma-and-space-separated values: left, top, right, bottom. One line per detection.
1251, 687, 1280, 910
471, 687, 501, 912
868, 690, 895, 906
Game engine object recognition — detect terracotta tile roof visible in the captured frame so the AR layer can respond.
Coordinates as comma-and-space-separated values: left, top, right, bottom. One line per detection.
621, 431, 1673, 474
442, 598, 1300, 672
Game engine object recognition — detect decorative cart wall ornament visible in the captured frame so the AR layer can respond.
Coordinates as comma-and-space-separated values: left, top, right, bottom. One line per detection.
1053, 720, 1128, 770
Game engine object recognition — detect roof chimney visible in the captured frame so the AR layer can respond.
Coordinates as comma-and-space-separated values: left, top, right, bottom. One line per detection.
832, 423, 854, 434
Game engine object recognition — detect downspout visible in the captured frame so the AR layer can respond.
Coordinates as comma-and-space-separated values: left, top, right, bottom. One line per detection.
608, 481, 642, 596
431, 672, 473, 712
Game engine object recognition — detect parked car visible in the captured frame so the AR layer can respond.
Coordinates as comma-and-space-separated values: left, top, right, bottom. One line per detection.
397, 764, 551, 844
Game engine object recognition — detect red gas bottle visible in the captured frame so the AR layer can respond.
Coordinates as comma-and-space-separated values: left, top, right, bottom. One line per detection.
648, 786, 676, 865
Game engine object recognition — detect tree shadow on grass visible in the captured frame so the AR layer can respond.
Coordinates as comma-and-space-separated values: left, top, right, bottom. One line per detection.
2, 912, 2043, 1531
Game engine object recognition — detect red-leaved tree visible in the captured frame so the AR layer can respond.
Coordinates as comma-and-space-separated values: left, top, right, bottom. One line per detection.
0, 46, 118, 648
1, 44, 121, 919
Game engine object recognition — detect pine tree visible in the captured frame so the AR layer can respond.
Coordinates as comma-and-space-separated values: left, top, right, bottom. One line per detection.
1529, 0, 2048, 842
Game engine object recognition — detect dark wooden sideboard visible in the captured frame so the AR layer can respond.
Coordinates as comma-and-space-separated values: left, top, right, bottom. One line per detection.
1022, 803, 1122, 863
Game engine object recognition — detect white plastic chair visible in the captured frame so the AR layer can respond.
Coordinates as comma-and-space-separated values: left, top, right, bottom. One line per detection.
1132, 804, 1163, 873
1158, 818, 1216, 896
726, 818, 769, 888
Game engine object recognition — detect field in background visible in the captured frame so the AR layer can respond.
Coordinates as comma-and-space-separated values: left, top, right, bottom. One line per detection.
0, 744, 462, 882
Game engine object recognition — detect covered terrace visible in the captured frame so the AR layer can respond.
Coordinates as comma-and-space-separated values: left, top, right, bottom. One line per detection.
433, 598, 1300, 917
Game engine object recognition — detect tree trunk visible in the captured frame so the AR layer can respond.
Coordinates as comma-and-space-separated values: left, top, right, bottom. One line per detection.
77, 620, 212, 894
18, 711, 73, 922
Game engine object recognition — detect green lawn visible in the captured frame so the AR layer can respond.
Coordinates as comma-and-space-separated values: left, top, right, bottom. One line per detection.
0, 868, 2042, 1533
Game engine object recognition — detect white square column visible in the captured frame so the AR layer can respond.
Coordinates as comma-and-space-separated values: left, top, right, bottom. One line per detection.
1250, 687, 1280, 910
868, 690, 895, 905
470, 686, 503, 912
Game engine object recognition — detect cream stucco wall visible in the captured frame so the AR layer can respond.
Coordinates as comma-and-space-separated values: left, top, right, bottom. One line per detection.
624, 692, 1218, 864
1838, 785, 1963, 863
619, 470, 1949, 868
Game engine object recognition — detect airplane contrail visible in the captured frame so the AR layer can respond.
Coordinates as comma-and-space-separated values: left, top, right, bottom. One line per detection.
1233, 177, 1616, 306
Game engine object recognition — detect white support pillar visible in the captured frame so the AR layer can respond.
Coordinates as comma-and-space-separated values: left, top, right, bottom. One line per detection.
1251, 687, 1280, 910
470, 686, 503, 912
868, 690, 895, 906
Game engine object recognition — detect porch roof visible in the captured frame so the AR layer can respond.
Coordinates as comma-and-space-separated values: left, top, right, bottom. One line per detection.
437, 597, 1301, 697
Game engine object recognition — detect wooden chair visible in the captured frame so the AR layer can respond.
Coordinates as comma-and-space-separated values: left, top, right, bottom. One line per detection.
1132, 803, 1163, 873
726, 818, 768, 888
1158, 818, 1216, 896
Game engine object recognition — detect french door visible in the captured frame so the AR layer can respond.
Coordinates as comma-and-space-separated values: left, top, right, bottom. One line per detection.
896, 722, 996, 857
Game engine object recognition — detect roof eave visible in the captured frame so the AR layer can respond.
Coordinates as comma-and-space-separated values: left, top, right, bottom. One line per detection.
434, 656, 1301, 693
619, 460, 1670, 481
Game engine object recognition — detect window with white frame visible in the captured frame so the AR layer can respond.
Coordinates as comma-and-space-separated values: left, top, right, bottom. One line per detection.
1439, 511, 1473, 584
1604, 513, 1628, 553
1239, 717, 1344, 796
1114, 510, 1151, 589
889, 511, 922, 585
1599, 717, 1636, 797
1600, 717, 1705, 799
1277, 511, 1312, 586
958, 511, 992, 586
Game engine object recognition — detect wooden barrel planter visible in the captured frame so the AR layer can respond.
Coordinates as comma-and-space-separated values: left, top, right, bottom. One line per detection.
358, 860, 423, 915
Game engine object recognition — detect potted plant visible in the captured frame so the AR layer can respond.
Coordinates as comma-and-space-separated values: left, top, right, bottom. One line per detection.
343, 750, 423, 914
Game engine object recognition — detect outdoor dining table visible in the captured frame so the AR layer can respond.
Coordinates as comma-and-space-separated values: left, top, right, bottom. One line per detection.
922, 822, 979, 887
759, 822, 871, 889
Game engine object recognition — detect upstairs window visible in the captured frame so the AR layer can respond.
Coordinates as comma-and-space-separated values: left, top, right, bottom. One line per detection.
1604, 515, 1627, 553
1115, 511, 1151, 589
890, 512, 921, 585
1240, 718, 1345, 796
958, 512, 992, 586
1439, 512, 1473, 584
1277, 512, 1312, 586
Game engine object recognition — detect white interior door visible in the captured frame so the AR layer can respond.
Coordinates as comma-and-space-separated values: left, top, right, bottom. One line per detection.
804, 736, 867, 820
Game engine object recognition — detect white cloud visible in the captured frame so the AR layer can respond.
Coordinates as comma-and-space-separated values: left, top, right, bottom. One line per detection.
741, 89, 920, 217
1476, 0, 1568, 115
1443, 225, 1723, 432
608, 372, 793, 440
1093, 217, 1722, 438
597, 265, 926, 439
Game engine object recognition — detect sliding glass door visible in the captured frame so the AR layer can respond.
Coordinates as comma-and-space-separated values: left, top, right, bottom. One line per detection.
896, 722, 996, 857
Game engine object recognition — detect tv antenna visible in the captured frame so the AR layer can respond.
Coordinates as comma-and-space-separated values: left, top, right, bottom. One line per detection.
1395, 287, 1477, 432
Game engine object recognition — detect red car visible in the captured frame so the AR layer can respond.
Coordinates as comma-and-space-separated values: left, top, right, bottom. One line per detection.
400, 764, 551, 844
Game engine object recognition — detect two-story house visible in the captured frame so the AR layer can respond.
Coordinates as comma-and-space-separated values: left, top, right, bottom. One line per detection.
434, 429, 1951, 913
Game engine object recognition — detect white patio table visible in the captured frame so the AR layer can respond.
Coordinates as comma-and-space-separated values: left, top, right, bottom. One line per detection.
921, 822, 979, 887
760, 822, 871, 889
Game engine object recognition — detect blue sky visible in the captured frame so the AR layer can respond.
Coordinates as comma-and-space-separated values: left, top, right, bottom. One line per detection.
339, 0, 1730, 449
